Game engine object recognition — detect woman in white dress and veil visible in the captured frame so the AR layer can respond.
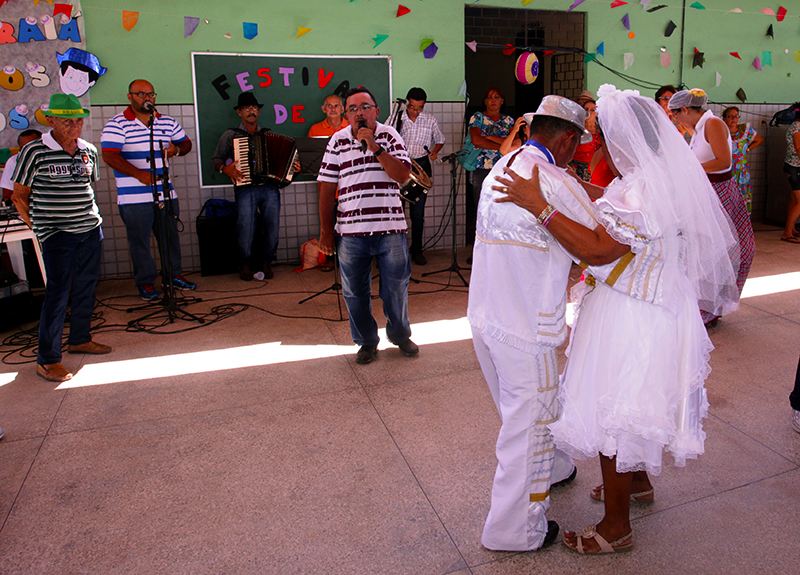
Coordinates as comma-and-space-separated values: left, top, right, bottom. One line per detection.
493, 85, 740, 554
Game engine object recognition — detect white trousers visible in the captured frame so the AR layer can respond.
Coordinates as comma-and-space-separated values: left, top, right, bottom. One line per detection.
473, 328, 571, 551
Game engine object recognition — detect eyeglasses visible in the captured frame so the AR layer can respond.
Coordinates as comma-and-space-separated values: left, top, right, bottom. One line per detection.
659, 96, 672, 101
407, 104, 424, 112
726, 114, 740, 119
240, 105, 260, 112
346, 104, 375, 114
129, 92, 156, 99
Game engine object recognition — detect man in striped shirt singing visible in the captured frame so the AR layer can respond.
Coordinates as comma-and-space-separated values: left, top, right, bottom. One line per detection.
317, 87, 419, 365
12, 93, 111, 383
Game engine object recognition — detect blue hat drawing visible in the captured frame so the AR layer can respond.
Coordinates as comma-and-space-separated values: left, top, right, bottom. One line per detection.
56, 48, 107, 78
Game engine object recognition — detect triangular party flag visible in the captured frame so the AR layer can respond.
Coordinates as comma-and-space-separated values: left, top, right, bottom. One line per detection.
727, 8, 742, 14
543, 50, 556, 56
421, 38, 434, 52
53, 3, 72, 19
730, 52, 741, 60
373, 34, 389, 48
297, 27, 312, 38
660, 52, 670, 67
458, 80, 467, 98
736, 88, 746, 103
761, 9, 775, 16
690, 2, 705, 9
33, 0, 53, 4
503, 43, 515, 55
753, 57, 762, 71
665, 21, 676, 37
693, 51, 704, 68
466, 40, 477, 52
622, 14, 630, 30
423, 42, 438, 59
584, 52, 597, 63
778, 7, 787, 22
184, 17, 199, 38
597, 42, 605, 57
763, 51, 772, 66
242, 23, 257, 40
611, 1, 628, 7
767, 24, 774, 38
794, 51, 800, 64
716, 72, 722, 87
396, 5, 410, 18
568, 0, 587, 12
647, 5, 667, 12
522, 0, 536, 5
122, 11, 138, 31
223, 33, 231, 39
640, 0, 652, 8
624, 53, 634, 70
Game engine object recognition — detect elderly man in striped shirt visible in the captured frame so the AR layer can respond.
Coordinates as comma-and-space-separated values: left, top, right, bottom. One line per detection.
317, 87, 419, 365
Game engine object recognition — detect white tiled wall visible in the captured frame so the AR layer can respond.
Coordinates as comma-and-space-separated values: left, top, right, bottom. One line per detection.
90, 102, 467, 280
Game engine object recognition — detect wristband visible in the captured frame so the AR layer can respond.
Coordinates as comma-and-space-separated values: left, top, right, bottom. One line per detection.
536, 203, 556, 226
374, 146, 384, 158
542, 209, 559, 228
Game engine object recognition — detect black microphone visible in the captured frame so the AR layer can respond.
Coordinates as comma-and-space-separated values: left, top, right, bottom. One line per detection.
424, 145, 430, 155
358, 120, 367, 153
143, 101, 155, 113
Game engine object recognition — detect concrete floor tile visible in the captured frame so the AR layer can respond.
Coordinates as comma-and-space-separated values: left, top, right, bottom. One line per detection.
0, 438, 41, 520
0, 377, 66, 440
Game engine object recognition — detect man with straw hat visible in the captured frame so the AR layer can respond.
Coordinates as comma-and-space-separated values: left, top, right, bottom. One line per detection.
12, 93, 111, 383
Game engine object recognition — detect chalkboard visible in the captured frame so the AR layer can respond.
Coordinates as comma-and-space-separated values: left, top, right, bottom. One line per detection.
191, 53, 392, 188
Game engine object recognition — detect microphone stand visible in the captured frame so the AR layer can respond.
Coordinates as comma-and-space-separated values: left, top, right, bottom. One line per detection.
126, 107, 203, 325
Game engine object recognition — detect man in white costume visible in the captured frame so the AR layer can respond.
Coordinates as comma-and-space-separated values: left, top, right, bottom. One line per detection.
468, 96, 597, 551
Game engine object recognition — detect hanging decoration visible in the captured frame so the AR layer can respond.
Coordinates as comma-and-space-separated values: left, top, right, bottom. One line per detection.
515, 52, 539, 84
396, 5, 410, 17
665, 21, 676, 37
423, 42, 438, 59
622, 14, 630, 30
623, 52, 634, 70
502, 43, 515, 55
730, 52, 742, 60
766, 25, 774, 38
777, 7, 787, 22
122, 11, 138, 31
243, 23, 258, 40
297, 27, 311, 38
184, 17, 200, 38
597, 42, 604, 57
466, 40, 477, 52
373, 34, 389, 48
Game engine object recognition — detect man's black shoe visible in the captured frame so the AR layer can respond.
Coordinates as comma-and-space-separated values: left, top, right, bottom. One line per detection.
355, 345, 378, 364
543, 520, 560, 548
412, 252, 427, 266
396, 339, 419, 356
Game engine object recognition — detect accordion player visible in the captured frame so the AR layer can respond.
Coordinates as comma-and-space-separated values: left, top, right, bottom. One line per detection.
232, 129, 299, 188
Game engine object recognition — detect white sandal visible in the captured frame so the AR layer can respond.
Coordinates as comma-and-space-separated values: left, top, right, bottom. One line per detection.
565, 524, 633, 554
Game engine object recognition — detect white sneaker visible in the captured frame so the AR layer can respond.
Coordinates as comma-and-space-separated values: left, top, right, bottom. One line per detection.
792, 410, 800, 434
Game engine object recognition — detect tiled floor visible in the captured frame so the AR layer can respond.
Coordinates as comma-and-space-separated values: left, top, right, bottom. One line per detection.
0, 226, 798, 574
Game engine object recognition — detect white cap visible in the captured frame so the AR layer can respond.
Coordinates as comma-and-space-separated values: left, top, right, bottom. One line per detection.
523, 95, 593, 144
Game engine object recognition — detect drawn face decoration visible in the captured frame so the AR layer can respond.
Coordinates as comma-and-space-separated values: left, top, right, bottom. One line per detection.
59, 65, 95, 97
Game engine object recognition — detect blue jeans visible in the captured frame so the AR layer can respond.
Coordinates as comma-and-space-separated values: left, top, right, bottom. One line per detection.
38, 227, 102, 365
235, 183, 280, 267
408, 156, 432, 255
118, 200, 182, 286
336, 233, 412, 347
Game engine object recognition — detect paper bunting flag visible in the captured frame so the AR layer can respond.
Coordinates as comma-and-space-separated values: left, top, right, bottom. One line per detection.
522, 0, 536, 5
597, 42, 604, 57
420, 39, 434, 51
761, 9, 775, 16
373, 34, 389, 48
640, 0, 652, 8
716, 72, 721, 87
795, 51, 800, 64
665, 21, 676, 37
584, 52, 597, 63
33, 0, 53, 4
622, 14, 630, 30
736, 88, 746, 103
763, 51, 772, 66
611, 1, 628, 7
660, 53, 670, 67
647, 5, 667, 12
543, 50, 556, 56
778, 7, 787, 22
503, 43, 515, 55
423, 42, 438, 59
690, 2, 705, 9
122, 11, 138, 31
185, 17, 199, 38
767, 25, 774, 38
297, 27, 311, 38
730, 52, 741, 60
458, 80, 467, 98
466, 40, 477, 52
753, 57, 762, 71
396, 5, 410, 18
693, 51, 704, 68
53, 3, 72, 19
223, 33, 231, 39
727, 9, 742, 14
624, 53, 634, 70
568, 0, 587, 12
244, 23, 258, 40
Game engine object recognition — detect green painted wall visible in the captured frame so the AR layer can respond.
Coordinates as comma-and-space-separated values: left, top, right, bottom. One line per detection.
83, 0, 800, 105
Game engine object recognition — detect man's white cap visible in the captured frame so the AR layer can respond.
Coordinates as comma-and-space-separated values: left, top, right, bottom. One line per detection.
523, 95, 593, 144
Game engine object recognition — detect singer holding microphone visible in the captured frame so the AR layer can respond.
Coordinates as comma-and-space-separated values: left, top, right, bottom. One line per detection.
101, 79, 196, 301
317, 87, 419, 365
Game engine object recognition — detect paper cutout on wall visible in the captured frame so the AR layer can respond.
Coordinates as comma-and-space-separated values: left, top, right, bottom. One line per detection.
297, 27, 311, 38
502, 43, 515, 55
665, 20, 676, 37
611, 1, 628, 7
760, 9, 775, 16
597, 42, 604, 57
458, 80, 467, 98
40, 15, 57, 40
0, 66, 24, 91
777, 7, 787, 21
466, 40, 477, 52
794, 51, 800, 64
33, 0, 54, 5
421, 39, 434, 51
396, 5, 410, 17
515, 52, 539, 84
730, 52, 741, 60
692, 51, 704, 68
640, 0, 652, 8
423, 42, 438, 59
753, 57, 762, 71
373, 34, 389, 48
53, 3, 73, 19
647, 5, 667, 12
25, 62, 49, 87
19, 17, 46, 43
715, 72, 722, 87
763, 51, 772, 66
622, 14, 630, 30
736, 88, 746, 103
122, 11, 139, 31
0, 0, 9, 7
767, 24, 774, 38
584, 52, 597, 63
56, 48, 107, 97
568, 1, 587, 12
185, 17, 200, 38
522, 0, 536, 5
660, 53, 670, 67
35, 106, 48, 126
690, 2, 705, 9
726, 8, 742, 14
624, 53, 634, 70
243, 23, 258, 39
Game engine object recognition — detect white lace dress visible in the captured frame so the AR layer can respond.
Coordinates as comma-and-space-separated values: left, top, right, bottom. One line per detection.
549, 174, 713, 475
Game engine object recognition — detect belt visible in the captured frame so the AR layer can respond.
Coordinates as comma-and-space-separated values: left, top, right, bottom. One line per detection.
707, 171, 732, 183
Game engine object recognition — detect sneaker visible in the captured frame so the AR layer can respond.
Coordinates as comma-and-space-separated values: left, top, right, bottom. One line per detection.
543, 520, 559, 548
171, 275, 197, 290
138, 284, 160, 301
412, 252, 427, 266
355, 345, 378, 364
792, 410, 800, 434
396, 339, 419, 357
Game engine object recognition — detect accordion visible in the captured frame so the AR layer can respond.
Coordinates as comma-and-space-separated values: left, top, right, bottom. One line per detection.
232, 130, 299, 188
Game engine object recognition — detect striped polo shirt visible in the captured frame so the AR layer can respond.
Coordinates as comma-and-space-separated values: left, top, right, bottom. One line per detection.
100, 107, 189, 205
12, 131, 102, 242
317, 122, 410, 236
